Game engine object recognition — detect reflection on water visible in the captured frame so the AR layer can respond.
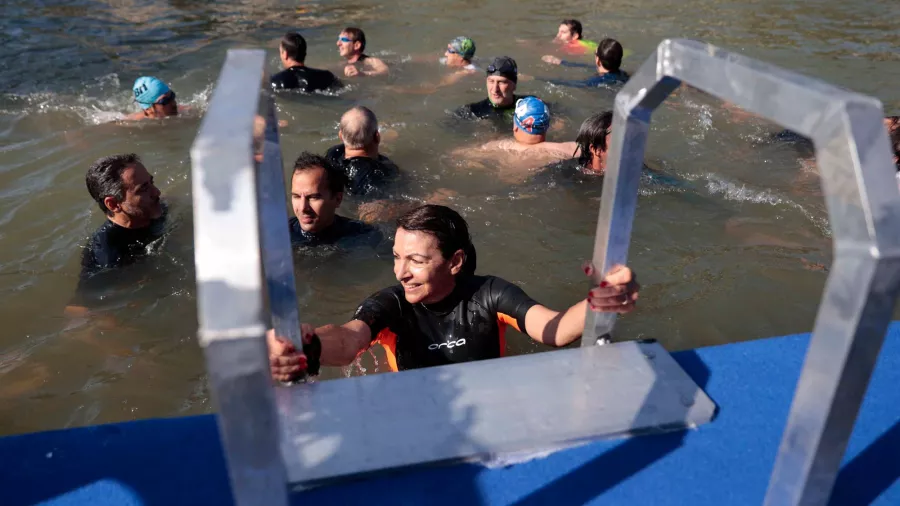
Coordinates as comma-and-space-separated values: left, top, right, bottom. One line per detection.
0, 0, 898, 435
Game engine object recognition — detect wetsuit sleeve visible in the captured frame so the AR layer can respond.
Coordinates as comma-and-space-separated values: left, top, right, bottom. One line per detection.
488, 276, 539, 335
559, 60, 593, 69
352, 287, 403, 341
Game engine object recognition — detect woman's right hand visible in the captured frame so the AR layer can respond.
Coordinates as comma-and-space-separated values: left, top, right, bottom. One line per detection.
267, 325, 315, 382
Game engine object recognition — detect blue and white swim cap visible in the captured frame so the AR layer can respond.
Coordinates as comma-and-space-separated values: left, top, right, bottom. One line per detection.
133, 76, 171, 110
514, 96, 550, 135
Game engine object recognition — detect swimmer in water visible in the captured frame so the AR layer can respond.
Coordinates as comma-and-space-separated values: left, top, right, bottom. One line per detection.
267, 204, 638, 379
67, 154, 166, 314
337, 27, 389, 77
456, 56, 537, 122
441, 36, 478, 71
325, 106, 400, 197
288, 152, 383, 248
270, 32, 341, 93
554, 19, 599, 55
451, 96, 575, 182
541, 38, 630, 87
126, 76, 180, 120
388, 37, 479, 94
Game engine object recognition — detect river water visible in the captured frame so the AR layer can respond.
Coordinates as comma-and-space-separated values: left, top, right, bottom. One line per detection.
1, 0, 898, 436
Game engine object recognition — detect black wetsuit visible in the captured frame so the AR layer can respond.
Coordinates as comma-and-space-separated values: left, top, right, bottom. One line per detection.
288, 214, 382, 248
353, 274, 539, 371
530, 158, 685, 190
544, 66, 630, 88
325, 144, 400, 197
270, 65, 340, 93
456, 94, 534, 121
80, 217, 167, 276
72, 215, 167, 306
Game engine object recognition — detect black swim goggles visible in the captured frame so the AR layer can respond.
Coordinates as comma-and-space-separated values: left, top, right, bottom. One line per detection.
155, 91, 176, 106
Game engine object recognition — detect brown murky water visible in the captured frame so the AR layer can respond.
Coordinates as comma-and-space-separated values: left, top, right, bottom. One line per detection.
1, 0, 898, 435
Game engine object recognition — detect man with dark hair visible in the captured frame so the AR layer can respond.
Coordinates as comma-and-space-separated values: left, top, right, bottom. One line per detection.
271, 32, 340, 92
289, 151, 382, 248
890, 127, 900, 173
67, 154, 166, 313
541, 37, 629, 87
456, 56, 535, 123
81, 154, 165, 274
325, 106, 399, 197
574, 110, 614, 173
885, 115, 899, 137
336, 27, 389, 77
553, 19, 598, 55
267, 204, 639, 378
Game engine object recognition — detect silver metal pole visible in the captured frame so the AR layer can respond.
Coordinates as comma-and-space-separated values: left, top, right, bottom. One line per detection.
256, 83, 305, 358
191, 49, 290, 506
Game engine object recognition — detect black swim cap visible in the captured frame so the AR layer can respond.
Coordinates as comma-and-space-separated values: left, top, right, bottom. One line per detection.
486, 56, 517, 83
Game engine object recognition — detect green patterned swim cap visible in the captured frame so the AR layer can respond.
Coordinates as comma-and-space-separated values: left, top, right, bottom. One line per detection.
448, 36, 476, 59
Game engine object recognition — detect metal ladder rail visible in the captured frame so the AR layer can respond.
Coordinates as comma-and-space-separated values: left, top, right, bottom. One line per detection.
583, 38, 900, 506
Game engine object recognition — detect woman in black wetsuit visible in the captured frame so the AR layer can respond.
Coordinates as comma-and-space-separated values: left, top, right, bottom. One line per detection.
268, 204, 639, 379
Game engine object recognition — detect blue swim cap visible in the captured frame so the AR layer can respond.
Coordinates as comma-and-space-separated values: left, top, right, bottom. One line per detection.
514, 97, 550, 135
133, 76, 171, 110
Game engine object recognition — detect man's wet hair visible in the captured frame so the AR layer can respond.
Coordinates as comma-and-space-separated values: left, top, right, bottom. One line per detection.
281, 32, 307, 63
561, 19, 582, 39
576, 111, 613, 167
86, 153, 141, 216
340, 106, 379, 150
396, 205, 477, 275
292, 152, 346, 196
596, 38, 624, 72
343, 27, 366, 52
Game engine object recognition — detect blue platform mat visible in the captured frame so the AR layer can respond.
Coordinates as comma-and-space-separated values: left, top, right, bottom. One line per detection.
2, 325, 898, 505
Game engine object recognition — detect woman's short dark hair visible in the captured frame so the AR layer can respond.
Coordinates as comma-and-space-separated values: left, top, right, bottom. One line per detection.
596, 38, 623, 72
561, 19, 582, 39
343, 27, 366, 52
86, 153, 141, 215
396, 205, 477, 275
281, 32, 307, 63
575, 111, 613, 166
292, 152, 346, 196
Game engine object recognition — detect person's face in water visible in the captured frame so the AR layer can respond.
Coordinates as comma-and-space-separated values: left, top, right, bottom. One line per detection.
148, 91, 178, 118
107, 163, 163, 227
486, 76, 516, 107
555, 24, 577, 43
291, 166, 342, 233
393, 228, 465, 305
336, 32, 360, 59
444, 46, 465, 67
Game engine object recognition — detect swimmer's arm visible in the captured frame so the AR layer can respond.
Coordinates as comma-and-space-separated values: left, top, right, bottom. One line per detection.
363, 57, 390, 76
438, 69, 476, 87
525, 265, 639, 347
540, 77, 592, 89
64, 305, 90, 318
268, 320, 372, 380
314, 320, 373, 366
559, 60, 593, 69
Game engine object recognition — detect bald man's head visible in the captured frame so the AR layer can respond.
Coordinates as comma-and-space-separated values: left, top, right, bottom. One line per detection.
339, 106, 379, 150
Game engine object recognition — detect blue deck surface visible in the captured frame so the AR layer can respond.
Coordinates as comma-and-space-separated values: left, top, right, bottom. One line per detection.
2, 325, 899, 506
